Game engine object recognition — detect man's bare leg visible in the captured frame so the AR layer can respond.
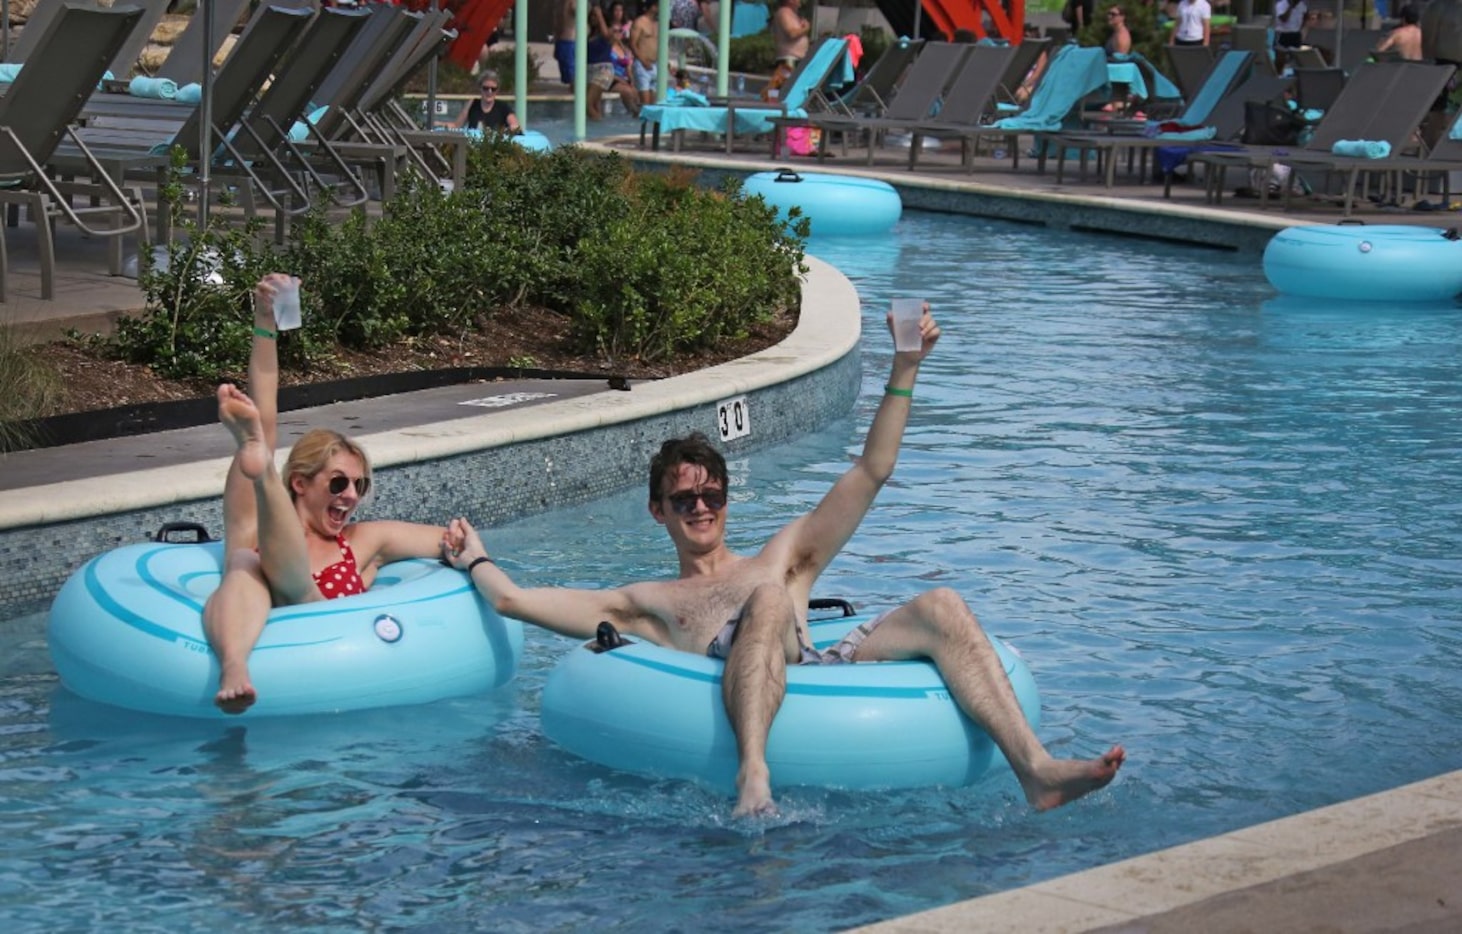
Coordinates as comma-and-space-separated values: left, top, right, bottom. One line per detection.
854, 587, 1125, 811
721, 584, 802, 818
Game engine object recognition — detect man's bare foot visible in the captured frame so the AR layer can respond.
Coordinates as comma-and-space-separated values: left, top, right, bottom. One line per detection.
217, 384, 268, 481
215, 662, 257, 715
732, 765, 778, 819
1021, 745, 1126, 812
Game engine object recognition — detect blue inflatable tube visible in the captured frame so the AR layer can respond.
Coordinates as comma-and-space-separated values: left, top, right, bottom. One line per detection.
743, 169, 902, 237
47, 538, 522, 718
541, 611, 1041, 791
1263, 225, 1462, 302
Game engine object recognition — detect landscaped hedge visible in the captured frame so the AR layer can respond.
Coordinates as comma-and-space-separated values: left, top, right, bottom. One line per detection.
106, 139, 808, 382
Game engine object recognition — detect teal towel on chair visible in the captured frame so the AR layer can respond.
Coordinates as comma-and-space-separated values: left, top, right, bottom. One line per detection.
0, 63, 21, 83
1331, 139, 1391, 158
175, 83, 203, 104
664, 88, 709, 106
129, 76, 178, 100
994, 46, 1110, 132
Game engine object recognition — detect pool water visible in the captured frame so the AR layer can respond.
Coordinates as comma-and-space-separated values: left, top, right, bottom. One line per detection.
4, 211, 1462, 930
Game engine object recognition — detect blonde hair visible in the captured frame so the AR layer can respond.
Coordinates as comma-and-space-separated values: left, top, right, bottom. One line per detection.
283, 429, 372, 502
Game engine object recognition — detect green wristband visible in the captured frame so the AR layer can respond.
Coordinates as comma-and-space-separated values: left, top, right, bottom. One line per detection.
884, 385, 913, 398
252, 324, 277, 340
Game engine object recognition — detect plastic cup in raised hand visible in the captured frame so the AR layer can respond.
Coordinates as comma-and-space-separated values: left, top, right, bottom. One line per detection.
890, 298, 924, 352
273, 278, 302, 331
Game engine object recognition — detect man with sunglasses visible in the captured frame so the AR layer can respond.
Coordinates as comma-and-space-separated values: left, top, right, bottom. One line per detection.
205, 275, 460, 715
444, 307, 1125, 818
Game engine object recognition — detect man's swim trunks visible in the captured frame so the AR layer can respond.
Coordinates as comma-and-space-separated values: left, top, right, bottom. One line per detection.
706, 610, 890, 665
314, 534, 365, 599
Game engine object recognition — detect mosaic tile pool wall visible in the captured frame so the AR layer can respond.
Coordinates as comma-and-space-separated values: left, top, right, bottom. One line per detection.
0, 354, 860, 619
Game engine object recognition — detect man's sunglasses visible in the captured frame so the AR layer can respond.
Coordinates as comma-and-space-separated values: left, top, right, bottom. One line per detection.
327, 475, 371, 497
666, 489, 727, 515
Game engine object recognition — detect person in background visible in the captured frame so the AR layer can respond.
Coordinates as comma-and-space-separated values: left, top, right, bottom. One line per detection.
630, 0, 661, 105
1273, 0, 1308, 71
1105, 6, 1133, 54
553, 0, 578, 86
1375, 4, 1424, 60
1169, 0, 1211, 46
454, 70, 520, 133
768, 0, 811, 96
669, 0, 700, 29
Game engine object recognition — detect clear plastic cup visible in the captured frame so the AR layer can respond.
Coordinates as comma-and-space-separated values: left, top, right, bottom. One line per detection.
890, 298, 924, 352
273, 277, 302, 331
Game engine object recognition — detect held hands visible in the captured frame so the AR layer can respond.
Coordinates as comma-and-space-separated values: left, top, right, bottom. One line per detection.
440, 516, 490, 570
885, 301, 940, 359
253, 273, 299, 315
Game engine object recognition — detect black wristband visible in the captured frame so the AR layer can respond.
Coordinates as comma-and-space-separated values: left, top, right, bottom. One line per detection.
466, 555, 494, 574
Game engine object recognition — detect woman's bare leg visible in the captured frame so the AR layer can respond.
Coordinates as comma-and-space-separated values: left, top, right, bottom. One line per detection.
202, 275, 296, 713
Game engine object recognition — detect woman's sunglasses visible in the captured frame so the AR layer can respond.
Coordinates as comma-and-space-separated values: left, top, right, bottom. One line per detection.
481, 85, 498, 93
666, 489, 727, 515
327, 475, 371, 497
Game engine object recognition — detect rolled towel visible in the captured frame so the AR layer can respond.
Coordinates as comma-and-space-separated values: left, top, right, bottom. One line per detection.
174, 83, 203, 104
1331, 139, 1391, 159
129, 76, 178, 99
0, 63, 21, 83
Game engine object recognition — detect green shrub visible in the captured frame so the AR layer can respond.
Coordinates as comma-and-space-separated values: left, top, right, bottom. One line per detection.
567, 172, 807, 363
102, 141, 806, 378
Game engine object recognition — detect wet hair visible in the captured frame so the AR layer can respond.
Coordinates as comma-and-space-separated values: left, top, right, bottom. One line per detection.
283, 428, 372, 502
648, 433, 728, 504
1400, 4, 1418, 25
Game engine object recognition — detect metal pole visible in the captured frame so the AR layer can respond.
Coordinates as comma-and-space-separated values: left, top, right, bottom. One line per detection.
199, 0, 213, 227
718, 0, 730, 96
575, 0, 587, 140
913, 0, 923, 40
655, 0, 670, 106
3, 0, 9, 60
426, 0, 439, 129
515, 0, 528, 129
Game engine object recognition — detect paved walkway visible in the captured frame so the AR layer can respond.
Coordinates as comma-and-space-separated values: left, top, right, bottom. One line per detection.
3, 131, 1460, 934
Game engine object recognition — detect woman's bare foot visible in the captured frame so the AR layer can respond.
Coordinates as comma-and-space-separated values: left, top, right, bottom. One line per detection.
1021, 745, 1127, 812
215, 660, 257, 714
217, 384, 268, 481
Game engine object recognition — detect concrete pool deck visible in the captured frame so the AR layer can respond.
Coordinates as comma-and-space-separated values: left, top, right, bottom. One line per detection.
3, 144, 1460, 933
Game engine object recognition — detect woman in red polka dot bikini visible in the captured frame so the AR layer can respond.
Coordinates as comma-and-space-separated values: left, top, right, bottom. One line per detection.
203, 274, 456, 715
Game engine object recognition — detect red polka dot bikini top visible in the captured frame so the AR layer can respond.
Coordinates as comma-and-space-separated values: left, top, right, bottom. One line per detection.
314, 534, 366, 599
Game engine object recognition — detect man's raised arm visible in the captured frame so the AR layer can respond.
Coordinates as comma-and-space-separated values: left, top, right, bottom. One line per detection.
780, 304, 940, 572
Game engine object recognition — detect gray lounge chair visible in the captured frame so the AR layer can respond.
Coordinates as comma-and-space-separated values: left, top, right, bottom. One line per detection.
305, 8, 460, 195
764, 38, 925, 157
0, 3, 148, 301
806, 42, 971, 164
55, 4, 315, 239
6, 0, 171, 78
997, 36, 1052, 106
902, 45, 1021, 170
1047, 50, 1255, 188
153, 0, 256, 84
1166, 44, 1215, 102
1280, 91, 1462, 214
105, 0, 177, 78
221, 6, 376, 227
1190, 61, 1456, 209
